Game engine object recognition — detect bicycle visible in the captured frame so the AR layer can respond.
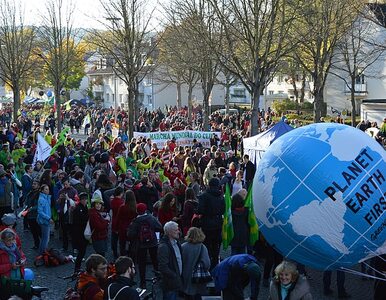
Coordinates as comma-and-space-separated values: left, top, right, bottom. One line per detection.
141, 270, 162, 300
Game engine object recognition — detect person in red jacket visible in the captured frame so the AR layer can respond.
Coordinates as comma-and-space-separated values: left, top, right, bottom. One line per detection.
0, 228, 26, 279
110, 186, 124, 259
89, 196, 110, 257
116, 190, 137, 257
158, 193, 178, 226
164, 165, 186, 188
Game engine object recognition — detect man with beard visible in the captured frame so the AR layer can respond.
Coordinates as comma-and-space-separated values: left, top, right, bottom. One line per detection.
105, 256, 140, 300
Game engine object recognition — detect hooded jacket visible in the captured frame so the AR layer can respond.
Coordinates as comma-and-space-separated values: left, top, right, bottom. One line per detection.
77, 272, 104, 300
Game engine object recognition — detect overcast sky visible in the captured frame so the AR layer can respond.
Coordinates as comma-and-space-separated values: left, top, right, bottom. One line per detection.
17, 0, 165, 29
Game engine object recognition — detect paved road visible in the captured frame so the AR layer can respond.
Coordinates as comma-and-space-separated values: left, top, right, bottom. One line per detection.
21, 130, 375, 299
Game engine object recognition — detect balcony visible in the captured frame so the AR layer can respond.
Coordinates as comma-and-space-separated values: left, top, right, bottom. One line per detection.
344, 83, 367, 95
93, 85, 104, 93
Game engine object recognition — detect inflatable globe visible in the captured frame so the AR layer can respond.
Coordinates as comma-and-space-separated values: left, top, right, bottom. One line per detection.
254, 123, 386, 270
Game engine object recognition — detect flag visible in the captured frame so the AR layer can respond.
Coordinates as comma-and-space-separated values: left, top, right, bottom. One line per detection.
82, 114, 91, 128
244, 184, 259, 246
222, 183, 234, 250
33, 133, 53, 167
50, 127, 70, 154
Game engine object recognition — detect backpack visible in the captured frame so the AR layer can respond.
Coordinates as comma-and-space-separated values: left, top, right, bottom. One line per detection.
63, 282, 95, 300
139, 220, 155, 244
34, 248, 68, 267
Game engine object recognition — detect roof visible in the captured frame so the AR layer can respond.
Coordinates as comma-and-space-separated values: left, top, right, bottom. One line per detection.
87, 67, 114, 76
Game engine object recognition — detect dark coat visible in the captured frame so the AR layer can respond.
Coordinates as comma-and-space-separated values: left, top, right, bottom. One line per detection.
104, 276, 139, 300
157, 235, 183, 292
230, 207, 249, 248
127, 213, 162, 249
88, 208, 109, 241
197, 187, 225, 230
242, 161, 256, 183
72, 202, 89, 249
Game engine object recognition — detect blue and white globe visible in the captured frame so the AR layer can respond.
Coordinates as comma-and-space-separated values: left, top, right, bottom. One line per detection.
254, 123, 386, 270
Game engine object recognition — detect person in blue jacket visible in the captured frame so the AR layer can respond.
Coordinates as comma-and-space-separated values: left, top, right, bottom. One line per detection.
37, 184, 53, 254
212, 254, 261, 300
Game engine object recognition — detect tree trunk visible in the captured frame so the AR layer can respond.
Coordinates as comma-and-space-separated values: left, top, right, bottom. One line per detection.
313, 88, 324, 123
290, 74, 299, 103
187, 84, 193, 123
12, 83, 20, 123
250, 84, 261, 136
300, 72, 306, 104
55, 86, 62, 132
176, 82, 182, 109
202, 90, 210, 131
127, 86, 135, 139
225, 78, 230, 115
350, 76, 356, 126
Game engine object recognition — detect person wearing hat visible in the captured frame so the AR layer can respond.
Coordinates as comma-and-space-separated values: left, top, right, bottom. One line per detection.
212, 254, 261, 300
197, 177, 225, 270
88, 195, 110, 257
127, 203, 162, 289
0, 213, 21, 250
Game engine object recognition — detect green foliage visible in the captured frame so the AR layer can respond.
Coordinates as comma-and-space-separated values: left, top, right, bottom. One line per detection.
272, 99, 298, 115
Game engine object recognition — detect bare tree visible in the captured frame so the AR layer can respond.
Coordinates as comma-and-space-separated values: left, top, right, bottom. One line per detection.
157, 24, 200, 113
164, 0, 223, 129
330, 4, 386, 126
208, 0, 298, 136
292, 0, 357, 123
89, 0, 157, 139
38, 0, 81, 132
0, 0, 36, 122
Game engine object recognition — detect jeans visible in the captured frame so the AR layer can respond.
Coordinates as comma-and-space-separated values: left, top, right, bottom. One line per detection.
163, 291, 177, 300
39, 224, 50, 254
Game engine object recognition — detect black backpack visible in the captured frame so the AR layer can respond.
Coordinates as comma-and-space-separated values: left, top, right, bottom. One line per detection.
139, 221, 155, 244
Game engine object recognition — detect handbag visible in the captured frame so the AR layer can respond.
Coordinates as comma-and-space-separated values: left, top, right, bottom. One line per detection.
191, 245, 212, 283
84, 221, 93, 242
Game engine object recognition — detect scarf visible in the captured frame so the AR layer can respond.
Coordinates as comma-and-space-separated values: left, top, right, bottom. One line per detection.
0, 240, 22, 279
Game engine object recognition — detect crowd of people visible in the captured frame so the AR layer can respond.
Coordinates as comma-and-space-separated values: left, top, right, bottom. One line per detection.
0, 104, 384, 300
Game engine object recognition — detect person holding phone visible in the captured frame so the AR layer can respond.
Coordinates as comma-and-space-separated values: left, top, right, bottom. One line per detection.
0, 228, 26, 279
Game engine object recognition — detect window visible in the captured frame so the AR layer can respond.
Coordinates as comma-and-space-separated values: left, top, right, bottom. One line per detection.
106, 94, 110, 102
232, 88, 246, 98
269, 90, 274, 95
277, 75, 283, 83
355, 74, 365, 84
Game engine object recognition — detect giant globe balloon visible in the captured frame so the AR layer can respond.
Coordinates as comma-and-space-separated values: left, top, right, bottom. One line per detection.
254, 123, 386, 270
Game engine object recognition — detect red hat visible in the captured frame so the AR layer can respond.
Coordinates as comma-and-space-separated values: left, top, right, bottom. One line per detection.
136, 203, 147, 215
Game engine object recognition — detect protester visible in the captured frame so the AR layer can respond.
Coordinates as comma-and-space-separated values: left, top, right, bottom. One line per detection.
181, 227, 210, 300
105, 256, 140, 300
158, 221, 183, 300
212, 254, 261, 300
72, 192, 89, 272
0, 228, 26, 279
77, 254, 107, 300
37, 184, 53, 254
127, 203, 162, 289
269, 260, 313, 300
88, 195, 110, 256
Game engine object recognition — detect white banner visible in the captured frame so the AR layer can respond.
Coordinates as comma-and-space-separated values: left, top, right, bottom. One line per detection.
32, 133, 53, 166
133, 130, 221, 148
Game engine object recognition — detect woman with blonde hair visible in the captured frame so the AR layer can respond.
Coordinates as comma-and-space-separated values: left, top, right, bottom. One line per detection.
183, 157, 196, 185
269, 260, 312, 300
182, 227, 210, 300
